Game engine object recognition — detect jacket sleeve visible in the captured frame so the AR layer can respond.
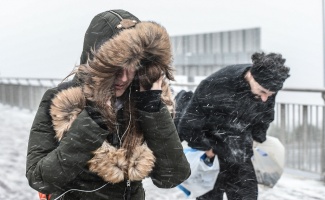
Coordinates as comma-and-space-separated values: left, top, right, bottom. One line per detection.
252, 100, 275, 143
138, 104, 191, 188
177, 92, 212, 151
26, 89, 109, 194
252, 122, 269, 143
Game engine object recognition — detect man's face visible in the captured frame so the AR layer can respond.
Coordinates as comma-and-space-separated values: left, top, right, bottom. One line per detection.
248, 74, 275, 102
114, 66, 136, 97
245, 71, 275, 102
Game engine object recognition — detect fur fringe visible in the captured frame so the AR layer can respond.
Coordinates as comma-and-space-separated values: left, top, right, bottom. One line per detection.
89, 21, 172, 72
128, 144, 155, 181
88, 142, 155, 183
50, 87, 85, 140
88, 142, 128, 183
86, 21, 175, 116
50, 88, 156, 183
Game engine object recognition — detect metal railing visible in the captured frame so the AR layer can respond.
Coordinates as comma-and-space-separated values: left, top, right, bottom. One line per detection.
272, 103, 324, 174
0, 77, 62, 110
274, 87, 325, 177
0, 77, 324, 179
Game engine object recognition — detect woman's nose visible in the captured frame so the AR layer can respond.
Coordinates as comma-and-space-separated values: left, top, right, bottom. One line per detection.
118, 69, 128, 82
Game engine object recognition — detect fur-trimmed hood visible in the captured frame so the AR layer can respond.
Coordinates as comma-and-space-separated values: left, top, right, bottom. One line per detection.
80, 10, 140, 65
50, 20, 176, 184
77, 20, 175, 115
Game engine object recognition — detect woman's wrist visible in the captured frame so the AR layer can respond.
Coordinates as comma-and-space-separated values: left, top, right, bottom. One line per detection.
134, 90, 162, 112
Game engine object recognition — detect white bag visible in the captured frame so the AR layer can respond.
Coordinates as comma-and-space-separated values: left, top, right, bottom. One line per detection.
178, 142, 219, 198
252, 136, 285, 188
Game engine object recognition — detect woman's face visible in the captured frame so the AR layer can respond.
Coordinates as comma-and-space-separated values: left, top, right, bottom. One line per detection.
114, 66, 136, 97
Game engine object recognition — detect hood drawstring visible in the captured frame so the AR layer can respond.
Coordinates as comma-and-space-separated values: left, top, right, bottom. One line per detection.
108, 10, 138, 30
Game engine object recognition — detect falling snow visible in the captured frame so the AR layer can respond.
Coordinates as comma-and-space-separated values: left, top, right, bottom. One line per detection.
0, 104, 324, 200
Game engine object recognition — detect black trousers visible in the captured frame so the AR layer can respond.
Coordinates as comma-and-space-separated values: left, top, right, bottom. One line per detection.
197, 160, 258, 200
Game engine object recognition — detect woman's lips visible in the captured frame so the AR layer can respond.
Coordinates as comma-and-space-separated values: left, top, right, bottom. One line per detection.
115, 84, 125, 90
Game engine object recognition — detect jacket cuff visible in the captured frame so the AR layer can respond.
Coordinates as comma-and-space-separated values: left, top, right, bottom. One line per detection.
138, 104, 174, 139
252, 132, 267, 143
134, 90, 162, 112
188, 137, 212, 152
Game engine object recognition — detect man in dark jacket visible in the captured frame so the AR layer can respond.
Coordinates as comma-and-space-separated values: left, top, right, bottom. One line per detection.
174, 89, 193, 139
26, 10, 190, 200
178, 52, 290, 200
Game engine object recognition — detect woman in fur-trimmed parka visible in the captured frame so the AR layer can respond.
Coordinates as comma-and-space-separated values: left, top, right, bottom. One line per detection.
26, 10, 190, 200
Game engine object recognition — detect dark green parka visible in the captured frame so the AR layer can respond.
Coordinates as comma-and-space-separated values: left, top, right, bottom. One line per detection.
26, 10, 190, 200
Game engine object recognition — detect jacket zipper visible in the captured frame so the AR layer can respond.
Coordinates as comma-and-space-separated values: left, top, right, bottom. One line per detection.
124, 179, 131, 200
108, 11, 132, 199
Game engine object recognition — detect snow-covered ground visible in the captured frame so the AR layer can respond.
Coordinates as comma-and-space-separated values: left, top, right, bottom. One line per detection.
0, 104, 324, 200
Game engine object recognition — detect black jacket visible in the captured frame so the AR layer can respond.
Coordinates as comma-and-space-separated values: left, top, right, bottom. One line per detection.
26, 79, 190, 200
174, 90, 193, 134
178, 64, 275, 163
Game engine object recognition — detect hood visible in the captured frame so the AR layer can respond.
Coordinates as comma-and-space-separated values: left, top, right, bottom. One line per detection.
80, 10, 140, 64
77, 19, 174, 113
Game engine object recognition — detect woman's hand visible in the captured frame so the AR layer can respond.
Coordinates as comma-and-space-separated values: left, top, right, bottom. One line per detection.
140, 74, 163, 91
135, 75, 163, 112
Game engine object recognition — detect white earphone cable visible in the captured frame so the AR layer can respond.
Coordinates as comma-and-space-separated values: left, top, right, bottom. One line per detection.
55, 86, 134, 200
53, 183, 109, 200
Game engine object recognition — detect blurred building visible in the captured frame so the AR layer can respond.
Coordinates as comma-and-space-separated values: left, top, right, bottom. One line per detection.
170, 27, 261, 83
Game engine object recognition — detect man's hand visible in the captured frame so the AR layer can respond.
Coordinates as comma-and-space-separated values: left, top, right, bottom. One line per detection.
205, 149, 215, 158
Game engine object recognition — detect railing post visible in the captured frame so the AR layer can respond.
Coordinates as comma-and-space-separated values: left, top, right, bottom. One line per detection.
280, 104, 286, 144
16, 79, 23, 109
321, 92, 325, 181
0, 79, 4, 104
9, 80, 14, 107
302, 105, 308, 170
26, 79, 33, 111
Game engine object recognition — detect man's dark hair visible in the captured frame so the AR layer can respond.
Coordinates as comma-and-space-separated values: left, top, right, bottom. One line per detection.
250, 52, 290, 91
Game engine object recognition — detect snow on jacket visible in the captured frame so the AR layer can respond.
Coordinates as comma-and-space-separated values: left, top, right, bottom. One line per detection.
173, 90, 193, 140
178, 64, 276, 163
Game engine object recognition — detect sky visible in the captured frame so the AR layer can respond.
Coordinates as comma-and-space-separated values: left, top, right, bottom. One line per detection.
0, 104, 324, 200
0, 0, 324, 104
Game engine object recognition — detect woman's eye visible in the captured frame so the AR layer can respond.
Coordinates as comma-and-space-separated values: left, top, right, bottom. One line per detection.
116, 70, 123, 76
